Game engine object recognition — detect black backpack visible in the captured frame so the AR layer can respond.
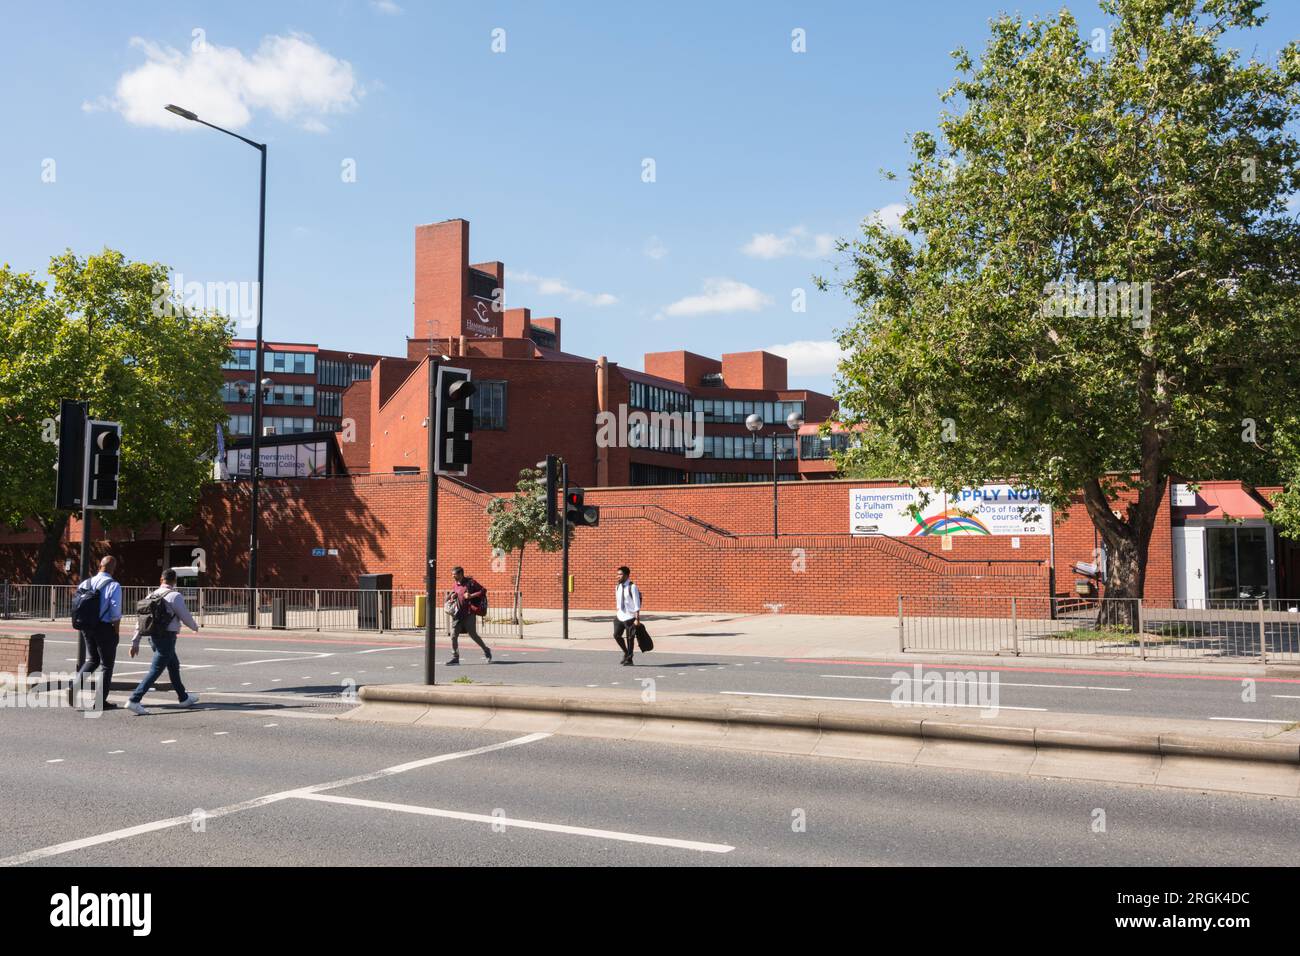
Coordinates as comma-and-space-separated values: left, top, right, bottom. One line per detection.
71, 579, 107, 631
135, 591, 174, 638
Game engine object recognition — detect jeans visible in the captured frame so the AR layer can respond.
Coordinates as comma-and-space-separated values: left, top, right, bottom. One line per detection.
77, 622, 119, 705
129, 632, 189, 703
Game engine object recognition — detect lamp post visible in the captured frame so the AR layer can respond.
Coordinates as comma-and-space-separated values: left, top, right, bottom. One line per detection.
777, 411, 805, 538
164, 103, 268, 608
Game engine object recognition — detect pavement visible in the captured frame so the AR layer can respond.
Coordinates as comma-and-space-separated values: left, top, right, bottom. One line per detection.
4, 703, 1299, 866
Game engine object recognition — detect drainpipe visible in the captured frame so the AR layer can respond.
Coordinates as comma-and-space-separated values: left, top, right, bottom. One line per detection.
595, 356, 610, 487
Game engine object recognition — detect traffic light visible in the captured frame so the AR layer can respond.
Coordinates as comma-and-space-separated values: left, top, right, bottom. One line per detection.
434, 366, 475, 475
541, 454, 559, 527
55, 399, 88, 510
565, 488, 599, 527
86, 421, 121, 509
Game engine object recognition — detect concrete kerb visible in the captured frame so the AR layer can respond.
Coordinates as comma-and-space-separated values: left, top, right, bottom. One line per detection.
351, 683, 1300, 797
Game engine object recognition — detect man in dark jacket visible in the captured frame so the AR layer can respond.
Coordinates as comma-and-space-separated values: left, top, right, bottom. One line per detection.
446, 566, 492, 665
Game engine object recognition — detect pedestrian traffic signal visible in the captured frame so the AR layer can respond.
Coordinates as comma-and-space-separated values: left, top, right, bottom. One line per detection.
565, 488, 599, 527
434, 366, 475, 475
86, 421, 121, 509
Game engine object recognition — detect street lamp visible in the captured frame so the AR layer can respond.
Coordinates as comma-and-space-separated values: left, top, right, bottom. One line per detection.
776, 410, 805, 538
164, 103, 268, 616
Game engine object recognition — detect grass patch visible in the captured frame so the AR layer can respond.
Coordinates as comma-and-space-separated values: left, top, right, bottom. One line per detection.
452, 676, 474, 684
1046, 625, 1179, 644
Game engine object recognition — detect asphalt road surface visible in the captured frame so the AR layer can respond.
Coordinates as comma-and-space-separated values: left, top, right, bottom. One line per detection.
4, 699, 1299, 867
4, 621, 1299, 725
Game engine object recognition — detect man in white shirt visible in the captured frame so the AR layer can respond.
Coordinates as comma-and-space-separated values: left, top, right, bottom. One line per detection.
125, 568, 201, 715
613, 565, 642, 666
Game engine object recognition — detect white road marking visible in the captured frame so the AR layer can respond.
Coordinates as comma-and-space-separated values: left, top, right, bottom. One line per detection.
1272, 695, 1300, 700
213, 732, 229, 736
200, 691, 351, 704
0, 733, 551, 867
821, 674, 1131, 692
206, 648, 325, 655
1208, 717, 1297, 724
108, 750, 124, 755
294, 792, 734, 854
46, 759, 64, 764
160, 739, 177, 744
354, 646, 408, 655
719, 690, 1047, 711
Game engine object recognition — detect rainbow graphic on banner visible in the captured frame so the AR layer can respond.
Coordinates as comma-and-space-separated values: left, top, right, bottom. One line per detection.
908, 511, 991, 536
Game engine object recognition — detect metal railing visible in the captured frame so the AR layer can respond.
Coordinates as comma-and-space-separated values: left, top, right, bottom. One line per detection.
898, 595, 1300, 662
0, 583, 524, 639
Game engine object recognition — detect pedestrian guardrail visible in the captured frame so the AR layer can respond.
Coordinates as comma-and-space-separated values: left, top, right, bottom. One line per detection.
0, 583, 524, 639
898, 595, 1300, 662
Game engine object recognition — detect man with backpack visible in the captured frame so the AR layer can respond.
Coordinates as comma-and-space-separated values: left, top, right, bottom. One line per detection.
73, 555, 124, 710
125, 568, 200, 715
613, 565, 642, 666
446, 565, 491, 665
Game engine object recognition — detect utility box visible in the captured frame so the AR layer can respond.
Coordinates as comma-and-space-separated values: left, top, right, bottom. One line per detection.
271, 594, 287, 629
358, 573, 393, 631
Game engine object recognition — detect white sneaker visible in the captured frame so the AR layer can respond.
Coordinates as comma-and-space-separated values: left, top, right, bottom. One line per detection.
126, 701, 148, 716
178, 694, 199, 708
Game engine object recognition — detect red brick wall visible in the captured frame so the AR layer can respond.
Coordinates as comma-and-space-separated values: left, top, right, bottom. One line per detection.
340, 379, 371, 473
721, 351, 787, 390
0, 634, 44, 676
192, 476, 1061, 614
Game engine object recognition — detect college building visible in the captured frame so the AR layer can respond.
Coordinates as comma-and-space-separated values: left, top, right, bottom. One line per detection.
219, 218, 841, 490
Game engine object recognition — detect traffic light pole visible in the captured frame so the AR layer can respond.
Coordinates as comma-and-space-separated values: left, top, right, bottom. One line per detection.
425, 356, 439, 685
76, 417, 92, 670
561, 459, 569, 641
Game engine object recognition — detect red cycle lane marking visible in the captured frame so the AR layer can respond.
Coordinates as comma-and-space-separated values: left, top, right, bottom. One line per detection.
784, 658, 1300, 684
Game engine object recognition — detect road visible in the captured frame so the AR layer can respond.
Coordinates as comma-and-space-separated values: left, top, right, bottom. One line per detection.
4, 698, 1299, 867
4, 621, 1299, 725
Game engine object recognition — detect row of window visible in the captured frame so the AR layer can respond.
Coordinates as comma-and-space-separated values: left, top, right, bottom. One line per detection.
317, 391, 343, 418
317, 359, 374, 388
226, 415, 316, 436
628, 464, 802, 486
690, 472, 800, 484
799, 433, 854, 460
694, 399, 805, 426
699, 435, 796, 460
223, 350, 377, 389
224, 349, 318, 375
629, 381, 692, 414
472, 381, 507, 431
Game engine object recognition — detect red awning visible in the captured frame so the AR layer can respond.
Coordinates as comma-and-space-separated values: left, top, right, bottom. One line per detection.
1177, 483, 1270, 521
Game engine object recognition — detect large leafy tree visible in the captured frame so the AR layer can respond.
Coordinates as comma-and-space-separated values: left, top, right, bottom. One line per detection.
823, 0, 1300, 602
486, 467, 568, 623
0, 249, 232, 582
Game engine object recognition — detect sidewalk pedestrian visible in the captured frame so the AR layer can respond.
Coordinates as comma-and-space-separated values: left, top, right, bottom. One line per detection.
126, 569, 201, 715
613, 565, 642, 666
446, 566, 491, 665
74, 556, 123, 710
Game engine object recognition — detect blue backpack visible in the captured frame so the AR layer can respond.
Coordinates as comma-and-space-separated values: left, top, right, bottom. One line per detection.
71, 579, 106, 631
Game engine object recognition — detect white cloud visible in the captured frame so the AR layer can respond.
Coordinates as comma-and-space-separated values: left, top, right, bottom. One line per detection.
511, 270, 617, 307
869, 203, 907, 231
643, 236, 668, 260
741, 225, 836, 260
768, 340, 848, 376
659, 278, 772, 319
370, 0, 403, 13
102, 34, 360, 132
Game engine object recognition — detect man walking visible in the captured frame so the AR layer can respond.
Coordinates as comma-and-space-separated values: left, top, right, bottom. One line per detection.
126, 568, 201, 715
446, 566, 491, 665
75, 555, 123, 710
613, 565, 642, 666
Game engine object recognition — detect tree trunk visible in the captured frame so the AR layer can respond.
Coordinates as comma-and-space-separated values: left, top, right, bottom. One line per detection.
33, 514, 69, 585
512, 546, 525, 625
1080, 474, 1167, 633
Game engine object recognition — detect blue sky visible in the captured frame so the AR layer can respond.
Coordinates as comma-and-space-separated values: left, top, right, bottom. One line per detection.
4, 0, 1298, 397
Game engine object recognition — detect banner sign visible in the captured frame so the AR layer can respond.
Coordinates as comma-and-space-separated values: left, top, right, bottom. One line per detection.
850, 485, 1049, 537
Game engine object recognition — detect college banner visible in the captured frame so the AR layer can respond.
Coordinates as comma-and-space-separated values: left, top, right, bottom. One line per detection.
849, 484, 1049, 537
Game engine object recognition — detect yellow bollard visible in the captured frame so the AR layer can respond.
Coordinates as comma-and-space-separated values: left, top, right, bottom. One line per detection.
414, 594, 426, 628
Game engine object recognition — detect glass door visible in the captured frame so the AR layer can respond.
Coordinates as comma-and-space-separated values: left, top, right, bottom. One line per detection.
1205, 526, 1275, 601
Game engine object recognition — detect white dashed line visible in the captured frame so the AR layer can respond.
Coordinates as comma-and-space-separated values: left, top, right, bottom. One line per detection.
718, 690, 1047, 711
46, 759, 64, 764
160, 739, 177, 744
213, 732, 229, 736
822, 674, 1131, 692
108, 750, 124, 755
263, 723, 278, 727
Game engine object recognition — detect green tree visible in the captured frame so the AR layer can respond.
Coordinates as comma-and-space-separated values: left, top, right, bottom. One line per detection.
0, 249, 232, 583
486, 466, 568, 623
822, 0, 1300, 607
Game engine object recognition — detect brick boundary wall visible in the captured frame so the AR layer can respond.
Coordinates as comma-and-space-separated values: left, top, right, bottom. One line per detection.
186, 475, 1081, 616
0, 634, 44, 677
